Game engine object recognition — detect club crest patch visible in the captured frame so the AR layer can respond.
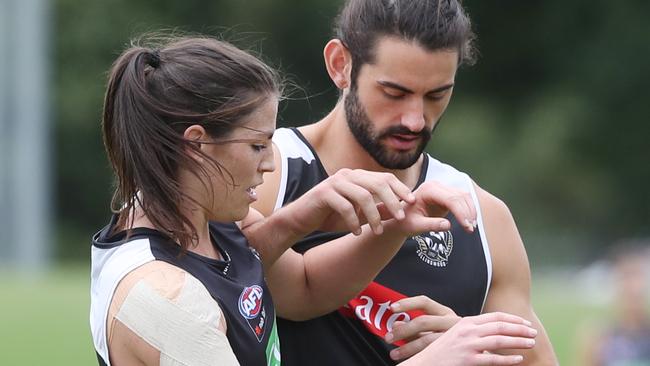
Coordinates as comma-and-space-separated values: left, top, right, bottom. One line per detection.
413, 230, 453, 267
238, 285, 267, 341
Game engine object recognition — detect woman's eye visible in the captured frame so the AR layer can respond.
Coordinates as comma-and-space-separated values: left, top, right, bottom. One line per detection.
252, 144, 267, 152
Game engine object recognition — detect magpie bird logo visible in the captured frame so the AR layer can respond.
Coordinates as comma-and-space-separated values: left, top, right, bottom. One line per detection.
414, 231, 453, 267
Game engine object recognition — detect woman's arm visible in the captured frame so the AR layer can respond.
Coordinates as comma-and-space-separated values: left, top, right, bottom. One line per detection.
243, 173, 477, 320
107, 261, 239, 366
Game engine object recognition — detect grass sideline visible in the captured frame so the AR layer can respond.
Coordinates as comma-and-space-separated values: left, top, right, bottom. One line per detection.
0, 265, 603, 365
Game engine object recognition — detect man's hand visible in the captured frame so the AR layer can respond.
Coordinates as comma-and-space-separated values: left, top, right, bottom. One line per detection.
286, 168, 417, 236
385, 180, 478, 237
384, 295, 461, 361
401, 312, 538, 366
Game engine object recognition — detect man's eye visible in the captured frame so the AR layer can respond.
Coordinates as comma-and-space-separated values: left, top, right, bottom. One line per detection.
383, 89, 405, 99
426, 93, 446, 101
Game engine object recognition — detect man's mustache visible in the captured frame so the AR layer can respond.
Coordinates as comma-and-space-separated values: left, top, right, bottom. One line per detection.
379, 126, 431, 140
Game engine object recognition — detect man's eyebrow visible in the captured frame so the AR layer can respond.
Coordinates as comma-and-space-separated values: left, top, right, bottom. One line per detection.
377, 80, 414, 94
377, 80, 455, 94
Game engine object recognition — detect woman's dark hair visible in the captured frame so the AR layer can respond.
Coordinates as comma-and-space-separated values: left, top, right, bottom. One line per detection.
102, 34, 280, 250
334, 0, 477, 83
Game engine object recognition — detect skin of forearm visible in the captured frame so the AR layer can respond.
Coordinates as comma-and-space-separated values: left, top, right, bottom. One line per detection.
293, 219, 412, 318
242, 205, 306, 269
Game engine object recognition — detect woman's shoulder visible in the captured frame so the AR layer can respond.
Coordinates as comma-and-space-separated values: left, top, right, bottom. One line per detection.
107, 260, 237, 365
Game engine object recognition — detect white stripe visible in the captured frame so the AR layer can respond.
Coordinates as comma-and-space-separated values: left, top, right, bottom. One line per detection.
423, 155, 492, 311
90, 238, 156, 366
467, 179, 493, 312
271, 128, 315, 211
273, 141, 288, 212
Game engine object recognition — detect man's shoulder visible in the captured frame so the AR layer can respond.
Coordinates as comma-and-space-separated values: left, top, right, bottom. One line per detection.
272, 127, 316, 162
422, 154, 476, 192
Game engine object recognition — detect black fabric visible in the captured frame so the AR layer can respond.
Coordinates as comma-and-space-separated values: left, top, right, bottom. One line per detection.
93, 219, 276, 366
96, 351, 108, 366
277, 128, 488, 366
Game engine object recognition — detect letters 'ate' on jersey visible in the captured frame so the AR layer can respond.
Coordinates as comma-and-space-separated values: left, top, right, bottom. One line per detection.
272, 127, 492, 366
90, 216, 280, 366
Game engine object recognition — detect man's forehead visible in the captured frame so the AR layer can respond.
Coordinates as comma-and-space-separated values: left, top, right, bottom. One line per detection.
361, 38, 458, 90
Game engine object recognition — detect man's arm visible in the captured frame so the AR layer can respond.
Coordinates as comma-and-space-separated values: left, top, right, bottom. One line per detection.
245, 145, 477, 320
244, 177, 476, 320
477, 184, 558, 365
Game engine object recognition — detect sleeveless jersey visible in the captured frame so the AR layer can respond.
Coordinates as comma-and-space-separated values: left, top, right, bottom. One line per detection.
90, 216, 281, 366
272, 127, 492, 365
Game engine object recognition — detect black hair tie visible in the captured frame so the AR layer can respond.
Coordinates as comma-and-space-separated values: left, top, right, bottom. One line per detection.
149, 49, 161, 68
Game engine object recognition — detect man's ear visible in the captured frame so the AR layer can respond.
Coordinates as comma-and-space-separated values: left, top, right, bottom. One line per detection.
324, 39, 352, 90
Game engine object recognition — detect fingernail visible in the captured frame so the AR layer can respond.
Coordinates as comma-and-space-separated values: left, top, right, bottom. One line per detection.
354, 228, 362, 235
385, 332, 394, 343
527, 339, 536, 347
529, 328, 538, 337
523, 319, 532, 326
472, 220, 478, 228
391, 303, 401, 311
390, 349, 400, 360
514, 355, 524, 362
408, 193, 416, 202
397, 209, 405, 220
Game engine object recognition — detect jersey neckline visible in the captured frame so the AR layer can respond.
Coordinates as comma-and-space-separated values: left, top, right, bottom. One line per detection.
288, 127, 429, 190
92, 214, 232, 269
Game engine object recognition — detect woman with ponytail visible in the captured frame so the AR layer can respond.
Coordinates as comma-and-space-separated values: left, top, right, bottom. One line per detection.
89, 34, 530, 366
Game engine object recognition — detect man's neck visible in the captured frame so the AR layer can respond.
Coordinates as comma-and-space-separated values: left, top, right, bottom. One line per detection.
299, 102, 424, 190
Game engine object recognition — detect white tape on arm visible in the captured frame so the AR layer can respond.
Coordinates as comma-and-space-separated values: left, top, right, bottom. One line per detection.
115, 273, 239, 366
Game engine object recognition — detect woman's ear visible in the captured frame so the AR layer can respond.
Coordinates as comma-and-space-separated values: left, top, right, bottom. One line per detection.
183, 125, 208, 160
323, 39, 352, 90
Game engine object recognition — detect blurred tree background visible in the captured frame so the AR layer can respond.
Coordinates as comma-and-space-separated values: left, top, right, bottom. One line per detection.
54, 0, 649, 265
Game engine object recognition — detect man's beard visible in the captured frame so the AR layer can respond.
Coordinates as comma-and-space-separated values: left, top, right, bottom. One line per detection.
344, 86, 432, 170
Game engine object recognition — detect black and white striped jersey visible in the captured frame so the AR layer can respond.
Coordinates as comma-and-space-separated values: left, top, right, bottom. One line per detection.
272, 127, 492, 366
90, 216, 280, 366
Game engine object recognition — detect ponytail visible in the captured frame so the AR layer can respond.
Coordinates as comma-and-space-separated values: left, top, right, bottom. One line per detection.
102, 35, 280, 250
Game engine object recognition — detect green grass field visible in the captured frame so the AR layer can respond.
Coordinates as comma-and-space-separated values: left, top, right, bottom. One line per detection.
0, 265, 604, 365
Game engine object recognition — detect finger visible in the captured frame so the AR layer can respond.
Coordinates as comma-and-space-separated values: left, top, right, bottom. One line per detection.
376, 202, 404, 221
457, 192, 477, 232
417, 183, 474, 232
390, 295, 456, 315
403, 215, 452, 234
388, 332, 440, 361
467, 312, 532, 327
474, 352, 525, 365
474, 322, 538, 339
465, 192, 478, 229
476, 335, 536, 351
445, 193, 475, 233
388, 315, 459, 342
464, 191, 478, 231
368, 171, 415, 205
323, 191, 362, 235
347, 171, 413, 220
333, 180, 384, 234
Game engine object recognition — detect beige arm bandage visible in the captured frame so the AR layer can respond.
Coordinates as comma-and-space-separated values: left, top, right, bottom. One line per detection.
114, 266, 240, 366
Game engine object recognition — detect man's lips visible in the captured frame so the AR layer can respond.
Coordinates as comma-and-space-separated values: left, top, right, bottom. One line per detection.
385, 134, 421, 150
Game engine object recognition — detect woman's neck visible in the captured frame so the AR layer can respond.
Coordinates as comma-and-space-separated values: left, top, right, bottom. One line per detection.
126, 205, 222, 260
